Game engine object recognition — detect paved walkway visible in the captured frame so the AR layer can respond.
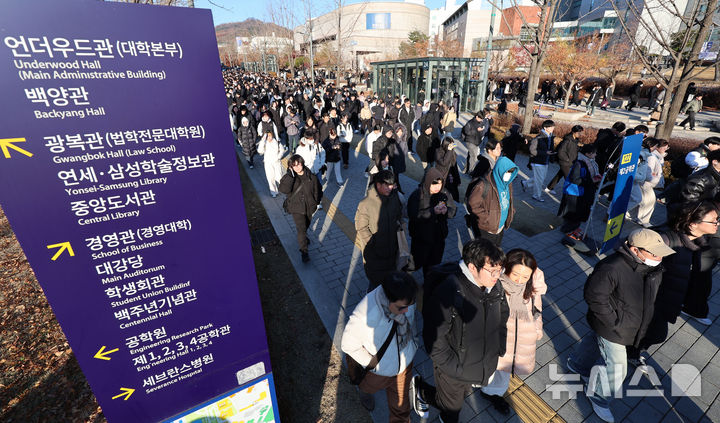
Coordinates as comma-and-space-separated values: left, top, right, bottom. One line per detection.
239, 124, 720, 423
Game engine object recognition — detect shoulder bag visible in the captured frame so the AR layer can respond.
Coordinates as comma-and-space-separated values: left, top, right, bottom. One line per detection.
346, 321, 398, 385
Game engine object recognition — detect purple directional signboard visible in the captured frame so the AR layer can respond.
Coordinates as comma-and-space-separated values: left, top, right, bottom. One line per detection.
0, 1, 278, 421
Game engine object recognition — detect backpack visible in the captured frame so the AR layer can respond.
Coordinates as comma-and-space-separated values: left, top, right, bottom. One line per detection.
422, 262, 466, 361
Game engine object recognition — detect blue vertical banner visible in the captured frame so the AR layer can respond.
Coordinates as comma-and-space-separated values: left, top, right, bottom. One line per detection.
0, 0, 278, 422
600, 133, 644, 254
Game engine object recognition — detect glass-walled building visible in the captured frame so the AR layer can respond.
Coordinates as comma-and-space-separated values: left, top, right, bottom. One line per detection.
371, 57, 487, 113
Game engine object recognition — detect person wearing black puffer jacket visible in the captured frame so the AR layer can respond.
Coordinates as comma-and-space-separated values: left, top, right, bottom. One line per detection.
412, 239, 509, 423
567, 229, 673, 423
279, 155, 321, 263
236, 116, 257, 168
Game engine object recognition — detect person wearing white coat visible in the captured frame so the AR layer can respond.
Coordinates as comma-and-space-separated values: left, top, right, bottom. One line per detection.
637, 139, 668, 226
341, 272, 419, 421
296, 132, 326, 177
257, 131, 286, 197
626, 147, 651, 222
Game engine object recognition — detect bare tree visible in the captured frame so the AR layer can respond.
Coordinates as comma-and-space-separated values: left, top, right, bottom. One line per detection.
544, 37, 603, 108
487, 0, 563, 134
610, 0, 719, 139
266, 0, 297, 76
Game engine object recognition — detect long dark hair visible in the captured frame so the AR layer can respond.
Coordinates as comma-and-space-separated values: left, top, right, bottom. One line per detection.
504, 249, 538, 300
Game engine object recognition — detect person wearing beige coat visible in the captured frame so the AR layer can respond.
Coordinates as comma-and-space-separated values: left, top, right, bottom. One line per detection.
480, 249, 547, 414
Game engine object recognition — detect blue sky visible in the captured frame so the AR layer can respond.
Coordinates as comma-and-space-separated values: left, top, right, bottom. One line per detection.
195, 0, 450, 27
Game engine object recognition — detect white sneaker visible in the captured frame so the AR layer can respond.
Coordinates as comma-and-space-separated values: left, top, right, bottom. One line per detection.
544, 187, 557, 195
532, 195, 545, 202
410, 375, 430, 419
271, 192, 277, 198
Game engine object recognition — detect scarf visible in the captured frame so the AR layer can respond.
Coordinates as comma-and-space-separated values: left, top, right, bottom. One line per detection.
377, 288, 411, 351
499, 274, 532, 322
577, 153, 600, 180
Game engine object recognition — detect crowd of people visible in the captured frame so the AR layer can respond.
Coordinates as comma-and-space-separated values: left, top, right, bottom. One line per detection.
488, 77, 705, 124
223, 68, 719, 423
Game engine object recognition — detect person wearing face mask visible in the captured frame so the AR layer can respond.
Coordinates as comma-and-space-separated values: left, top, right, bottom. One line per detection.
257, 111, 279, 141
355, 171, 404, 292
566, 228, 674, 423
480, 249, 547, 415
411, 239, 509, 422
635, 138, 668, 227
341, 272, 420, 418
625, 202, 717, 372
407, 169, 457, 277
466, 157, 519, 248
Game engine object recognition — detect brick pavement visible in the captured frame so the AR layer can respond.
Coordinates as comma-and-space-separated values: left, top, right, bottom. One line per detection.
239, 126, 720, 422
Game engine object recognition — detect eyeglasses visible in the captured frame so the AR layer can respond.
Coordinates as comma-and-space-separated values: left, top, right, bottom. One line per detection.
482, 266, 505, 278
700, 220, 720, 225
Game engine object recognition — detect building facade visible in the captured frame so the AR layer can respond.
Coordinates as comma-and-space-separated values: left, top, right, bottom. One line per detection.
442, 0, 492, 56
293, 1, 430, 70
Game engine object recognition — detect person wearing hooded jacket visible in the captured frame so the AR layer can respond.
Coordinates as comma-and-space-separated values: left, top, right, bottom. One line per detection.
416, 123, 440, 169
279, 155, 321, 263
466, 157, 518, 247
237, 116, 257, 168
434, 137, 461, 201
407, 168, 457, 276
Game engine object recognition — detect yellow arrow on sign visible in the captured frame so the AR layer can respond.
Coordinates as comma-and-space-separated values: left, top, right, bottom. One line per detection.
94, 346, 119, 361
46, 242, 75, 261
112, 387, 135, 401
0, 138, 33, 158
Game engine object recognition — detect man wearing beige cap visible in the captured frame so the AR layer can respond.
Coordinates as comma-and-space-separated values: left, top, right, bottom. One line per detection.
566, 229, 674, 423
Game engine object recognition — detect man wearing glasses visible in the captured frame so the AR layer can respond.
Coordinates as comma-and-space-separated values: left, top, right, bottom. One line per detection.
411, 239, 509, 422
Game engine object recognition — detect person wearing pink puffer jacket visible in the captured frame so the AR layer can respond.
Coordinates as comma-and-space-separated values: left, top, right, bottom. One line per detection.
479, 249, 547, 415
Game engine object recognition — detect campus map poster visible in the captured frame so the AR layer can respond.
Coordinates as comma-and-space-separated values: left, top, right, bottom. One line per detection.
0, 0, 276, 421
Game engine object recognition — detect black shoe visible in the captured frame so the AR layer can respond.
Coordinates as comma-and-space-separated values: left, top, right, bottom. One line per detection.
301, 251, 310, 262
480, 391, 511, 415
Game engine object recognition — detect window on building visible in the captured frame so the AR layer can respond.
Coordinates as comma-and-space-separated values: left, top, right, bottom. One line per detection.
519, 25, 534, 42
366, 13, 391, 30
